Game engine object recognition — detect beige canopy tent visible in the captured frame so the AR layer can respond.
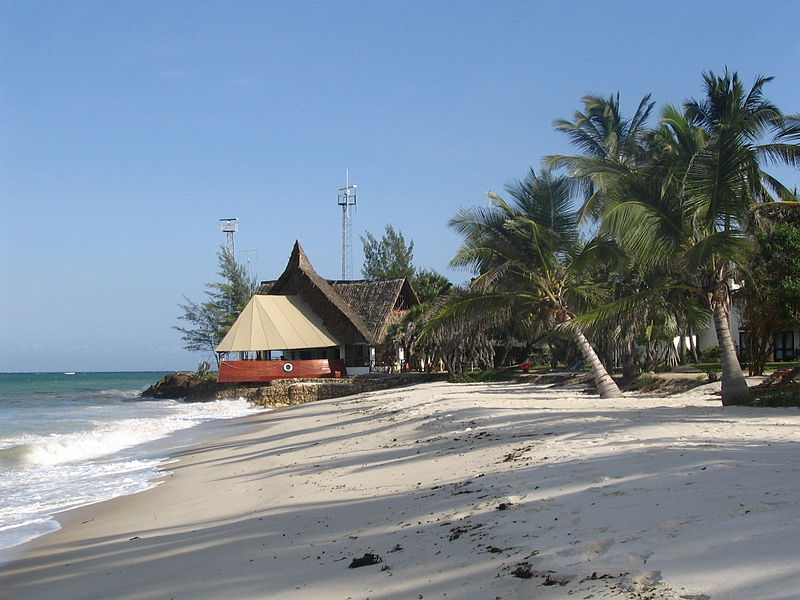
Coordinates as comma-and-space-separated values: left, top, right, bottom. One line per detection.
215, 295, 340, 352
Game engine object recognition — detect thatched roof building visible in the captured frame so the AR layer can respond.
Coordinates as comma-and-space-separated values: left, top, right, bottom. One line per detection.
328, 279, 419, 344
258, 242, 373, 344
251, 241, 419, 370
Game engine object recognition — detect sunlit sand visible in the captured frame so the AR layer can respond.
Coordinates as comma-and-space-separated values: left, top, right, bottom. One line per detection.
2, 380, 798, 599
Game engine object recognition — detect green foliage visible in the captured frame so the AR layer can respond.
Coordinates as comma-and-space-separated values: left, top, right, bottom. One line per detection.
448, 369, 513, 383
749, 384, 800, 407
361, 224, 415, 280
739, 214, 800, 374
556, 69, 799, 404
756, 222, 800, 322
413, 288, 498, 374
444, 167, 623, 397
635, 372, 659, 391
412, 269, 452, 304
175, 245, 257, 361
766, 361, 800, 371
698, 345, 721, 362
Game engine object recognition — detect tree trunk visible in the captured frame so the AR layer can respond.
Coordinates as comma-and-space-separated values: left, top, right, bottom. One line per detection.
497, 346, 511, 369
678, 333, 686, 364
621, 338, 640, 379
689, 333, 700, 363
712, 300, 751, 405
572, 328, 623, 398
745, 325, 772, 377
546, 340, 558, 368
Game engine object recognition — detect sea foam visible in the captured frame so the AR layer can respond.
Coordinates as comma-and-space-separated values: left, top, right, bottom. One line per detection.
0, 390, 262, 556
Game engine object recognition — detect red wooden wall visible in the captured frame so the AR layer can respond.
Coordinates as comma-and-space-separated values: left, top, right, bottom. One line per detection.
218, 359, 347, 383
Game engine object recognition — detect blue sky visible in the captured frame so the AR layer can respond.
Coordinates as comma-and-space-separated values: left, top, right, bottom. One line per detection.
1, 1, 798, 372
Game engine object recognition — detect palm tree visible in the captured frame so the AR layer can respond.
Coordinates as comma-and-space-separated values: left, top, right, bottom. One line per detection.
444, 168, 624, 398
548, 93, 711, 379
548, 93, 655, 221
679, 70, 798, 403
597, 70, 799, 405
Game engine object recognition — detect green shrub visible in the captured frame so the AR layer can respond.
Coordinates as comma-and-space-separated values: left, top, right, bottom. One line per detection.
636, 372, 660, 392
449, 369, 512, 383
698, 345, 721, 362
749, 384, 800, 407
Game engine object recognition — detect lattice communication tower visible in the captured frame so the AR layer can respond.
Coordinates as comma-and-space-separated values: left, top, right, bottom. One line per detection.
219, 218, 239, 256
337, 171, 358, 280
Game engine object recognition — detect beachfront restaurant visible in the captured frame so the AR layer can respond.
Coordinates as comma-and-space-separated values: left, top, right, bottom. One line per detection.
216, 241, 419, 382
215, 294, 347, 382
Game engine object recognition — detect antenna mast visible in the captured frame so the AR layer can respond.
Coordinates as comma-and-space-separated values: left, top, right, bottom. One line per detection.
337, 170, 358, 280
240, 249, 258, 279
219, 218, 239, 257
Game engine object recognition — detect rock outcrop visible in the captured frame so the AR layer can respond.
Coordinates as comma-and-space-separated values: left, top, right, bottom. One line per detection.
141, 372, 211, 399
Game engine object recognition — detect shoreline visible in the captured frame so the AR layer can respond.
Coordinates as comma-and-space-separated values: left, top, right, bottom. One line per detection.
0, 397, 269, 564
2, 381, 799, 599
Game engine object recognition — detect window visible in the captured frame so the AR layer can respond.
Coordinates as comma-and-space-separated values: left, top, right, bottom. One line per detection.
773, 331, 796, 361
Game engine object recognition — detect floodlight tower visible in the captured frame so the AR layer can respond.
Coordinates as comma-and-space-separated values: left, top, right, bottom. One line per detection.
219, 218, 239, 256
337, 170, 358, 280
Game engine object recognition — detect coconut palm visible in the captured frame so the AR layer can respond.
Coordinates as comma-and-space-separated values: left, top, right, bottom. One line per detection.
676, 71, 797, 403
549, 94, 710, 378
596, 70, 800, 404
547, 93, 655, 221
443, 168, 624, 398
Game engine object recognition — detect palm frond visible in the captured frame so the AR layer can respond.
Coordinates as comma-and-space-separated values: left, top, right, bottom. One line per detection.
774, 114, 800, 142
682, 230, 752, 271
758, 143, 800, 167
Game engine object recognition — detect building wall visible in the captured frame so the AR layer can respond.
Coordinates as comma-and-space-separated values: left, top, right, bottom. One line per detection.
697, 307, 799, 361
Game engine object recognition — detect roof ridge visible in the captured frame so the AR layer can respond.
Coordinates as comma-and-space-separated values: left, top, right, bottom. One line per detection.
270, 242, 374, 342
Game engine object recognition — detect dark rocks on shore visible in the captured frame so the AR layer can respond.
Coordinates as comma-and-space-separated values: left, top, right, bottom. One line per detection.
141, 372, 216, 400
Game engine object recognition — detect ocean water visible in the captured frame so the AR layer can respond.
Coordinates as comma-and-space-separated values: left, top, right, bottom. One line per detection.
0, 372, 262, 561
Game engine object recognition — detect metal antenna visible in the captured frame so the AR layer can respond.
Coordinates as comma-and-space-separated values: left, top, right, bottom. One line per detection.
219, 218, 239, 257
337, 169, 358, 280
240, 249, 258, 279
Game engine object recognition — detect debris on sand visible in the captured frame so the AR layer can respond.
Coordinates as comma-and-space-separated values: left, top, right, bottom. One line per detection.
510, 563, 533, 579
348, 553, 383, 568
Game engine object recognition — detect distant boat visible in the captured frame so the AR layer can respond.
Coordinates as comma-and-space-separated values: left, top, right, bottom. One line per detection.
63, 372, 76, 375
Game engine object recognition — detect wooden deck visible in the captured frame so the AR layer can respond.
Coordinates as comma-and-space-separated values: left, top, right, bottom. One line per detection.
217, 359, 347, 383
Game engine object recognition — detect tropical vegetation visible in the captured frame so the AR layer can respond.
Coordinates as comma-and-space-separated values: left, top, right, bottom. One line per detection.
174, 69, 799, 406
442, 169, 624, 397
361, 224, 416, 280
430, 69, 799, 405
175, 245, 257, 365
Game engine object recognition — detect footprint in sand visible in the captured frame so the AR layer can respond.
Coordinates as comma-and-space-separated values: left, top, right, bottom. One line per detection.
658, 518, 694, 530
618, 530, 647, 543
588, 538, 614, 555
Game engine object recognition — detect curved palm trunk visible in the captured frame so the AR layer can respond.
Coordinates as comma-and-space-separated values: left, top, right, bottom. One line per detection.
572, 328, 623, 398
712, 300, 751, 405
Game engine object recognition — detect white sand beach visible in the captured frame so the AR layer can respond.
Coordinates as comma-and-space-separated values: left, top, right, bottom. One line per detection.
1, 380, 799, 600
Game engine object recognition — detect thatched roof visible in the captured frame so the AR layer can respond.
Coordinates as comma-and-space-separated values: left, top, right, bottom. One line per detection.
258, 241, 420, 345
330, 278, 419, 343
258, 242, 372, 344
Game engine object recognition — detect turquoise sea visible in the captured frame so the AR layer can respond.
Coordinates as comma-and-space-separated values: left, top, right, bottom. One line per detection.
0, 371, 261, 562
